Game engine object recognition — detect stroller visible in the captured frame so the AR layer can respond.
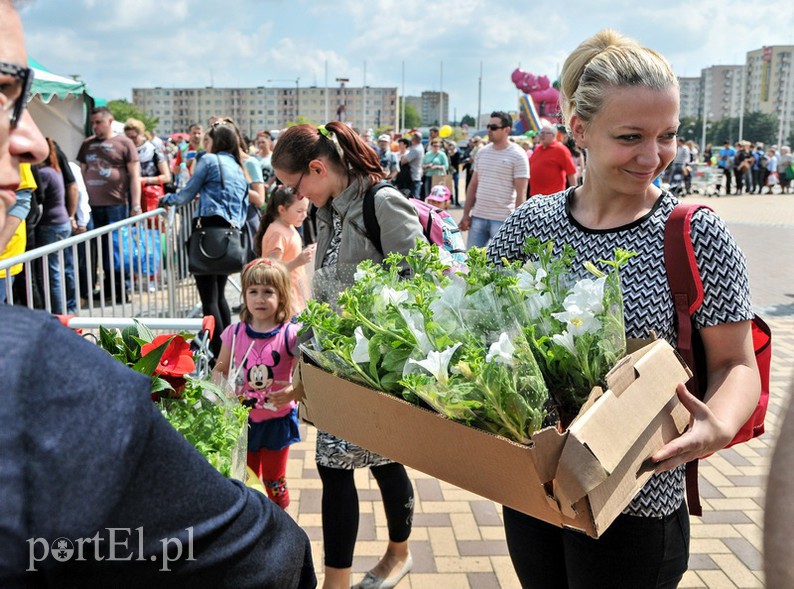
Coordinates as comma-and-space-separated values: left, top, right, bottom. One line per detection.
668, 164, 687, 197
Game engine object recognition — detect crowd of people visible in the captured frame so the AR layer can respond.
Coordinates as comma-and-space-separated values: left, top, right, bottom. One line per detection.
2, 0, 789, 585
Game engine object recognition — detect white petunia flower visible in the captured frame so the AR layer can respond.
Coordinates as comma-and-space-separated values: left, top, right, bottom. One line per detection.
552, 306, 601, 336
485, 332, 516, 367
552, 330, 577, 355
354, 268, 372, 282
407, 343, 462, 386
524, 291, 553, 320
563, 277, 606, 314
374, 286, 409, 312
351, 327, 370, 364
516, 268, 548, 293
400, 308, 433, 355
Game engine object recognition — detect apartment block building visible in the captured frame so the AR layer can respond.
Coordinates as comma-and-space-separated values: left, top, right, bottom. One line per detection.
700, 65, 744, 122
678, 77, 702, 119
745, 45, 794, 143
132, 85, 399, 136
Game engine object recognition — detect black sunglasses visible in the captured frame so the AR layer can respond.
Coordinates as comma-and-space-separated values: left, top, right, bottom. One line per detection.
0, 61, 34, 130
487, 124, 506, 131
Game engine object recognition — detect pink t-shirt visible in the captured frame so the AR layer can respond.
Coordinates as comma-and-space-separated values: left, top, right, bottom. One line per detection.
261, 222, 308, 317
220, 321, 299, 423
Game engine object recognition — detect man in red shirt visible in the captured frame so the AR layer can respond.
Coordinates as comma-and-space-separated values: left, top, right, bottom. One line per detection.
529, 125, 577, 196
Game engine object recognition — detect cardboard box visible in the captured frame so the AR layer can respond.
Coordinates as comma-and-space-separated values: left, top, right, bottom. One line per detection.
297, 339, 691, 538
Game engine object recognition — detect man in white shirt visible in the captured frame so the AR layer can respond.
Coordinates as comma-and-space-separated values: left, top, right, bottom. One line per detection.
460, 112, 529, 248
400, 132, 425, 198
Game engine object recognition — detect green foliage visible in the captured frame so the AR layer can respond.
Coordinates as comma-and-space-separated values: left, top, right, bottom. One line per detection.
107, 99, 159, 132
158, 378, 248, 478
400, 100, 422, 129
460, 114, 476, 127
94, 321, 247, 478
286, 114, 317, 127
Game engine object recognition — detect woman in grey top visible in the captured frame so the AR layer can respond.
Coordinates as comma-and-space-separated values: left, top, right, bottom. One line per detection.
273, 122, 425, 589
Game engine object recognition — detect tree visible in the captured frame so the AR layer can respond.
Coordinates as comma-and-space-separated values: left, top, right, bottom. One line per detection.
399, 100, 421, 130
460, 114, 476, 127
107, 99, 159, 132
285, 115, 317, 127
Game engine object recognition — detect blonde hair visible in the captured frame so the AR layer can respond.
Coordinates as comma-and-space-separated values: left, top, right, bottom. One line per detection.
559, 29, 678, 127
239, 259, 292, 324
123, 117, 146, 136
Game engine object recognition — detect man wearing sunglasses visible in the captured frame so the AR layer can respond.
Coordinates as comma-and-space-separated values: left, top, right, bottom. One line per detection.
0, 2, 316, 586
460, 111, 529, 248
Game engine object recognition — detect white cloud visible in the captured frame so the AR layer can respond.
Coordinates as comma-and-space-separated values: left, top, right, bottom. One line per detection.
18, 0, 794, 117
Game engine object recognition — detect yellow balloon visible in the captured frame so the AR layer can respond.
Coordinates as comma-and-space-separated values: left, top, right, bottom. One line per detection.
439, 124, 453, 138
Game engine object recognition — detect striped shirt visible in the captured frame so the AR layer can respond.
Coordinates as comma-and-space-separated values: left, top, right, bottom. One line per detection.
472, 143, 529, 221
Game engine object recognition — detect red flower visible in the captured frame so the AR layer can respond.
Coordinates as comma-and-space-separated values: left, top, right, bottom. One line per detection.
142, 335, 195, 399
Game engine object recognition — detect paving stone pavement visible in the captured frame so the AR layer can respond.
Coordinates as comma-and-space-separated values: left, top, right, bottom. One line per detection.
286, 191, 793, 588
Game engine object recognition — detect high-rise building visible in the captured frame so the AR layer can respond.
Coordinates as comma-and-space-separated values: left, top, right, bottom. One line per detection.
700, 65, 744, 123
420, 91, 449, 126
132, 85, 399, 136
745, 45, 794, 144
678, 77, 702, 119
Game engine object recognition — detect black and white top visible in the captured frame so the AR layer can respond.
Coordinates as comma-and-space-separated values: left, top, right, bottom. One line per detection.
487, 188, 753, 517
136, 140, 165, 178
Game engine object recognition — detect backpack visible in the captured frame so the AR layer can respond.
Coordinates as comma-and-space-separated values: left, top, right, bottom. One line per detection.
362, 181, 466, 268
664, 203, 771, 516
757, 153, 768, 168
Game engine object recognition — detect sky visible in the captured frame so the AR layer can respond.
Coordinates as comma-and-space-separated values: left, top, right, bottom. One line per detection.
20, 0, 794, 122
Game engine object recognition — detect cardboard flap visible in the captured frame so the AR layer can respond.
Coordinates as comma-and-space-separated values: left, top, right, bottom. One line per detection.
604, 357, 638, 398
292, 361, 306, 402
562, 340, 690, 479
529, 427, 568, 484
555, 437, 609, 504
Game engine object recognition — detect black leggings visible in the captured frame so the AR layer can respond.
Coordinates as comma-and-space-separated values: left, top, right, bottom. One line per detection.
317, 463, 414, 568
503, 502, 690, 589
194, 273, 230, 358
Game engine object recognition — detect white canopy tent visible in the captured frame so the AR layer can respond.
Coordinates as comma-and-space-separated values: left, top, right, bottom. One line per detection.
26, 58, 94, 161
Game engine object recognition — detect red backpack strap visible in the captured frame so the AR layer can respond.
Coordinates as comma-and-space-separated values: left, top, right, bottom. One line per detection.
664, 202, 711, 517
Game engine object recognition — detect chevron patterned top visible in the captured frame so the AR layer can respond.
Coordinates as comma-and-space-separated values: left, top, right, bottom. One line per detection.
487, 188, 753, 518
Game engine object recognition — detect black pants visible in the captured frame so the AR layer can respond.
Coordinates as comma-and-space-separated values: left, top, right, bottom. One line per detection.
503, 502, 689, 589
722, 168, 733, 194
317, 463, 414, 568
194, 273, 230, 358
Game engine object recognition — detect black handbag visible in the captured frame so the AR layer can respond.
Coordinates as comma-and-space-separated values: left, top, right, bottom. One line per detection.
186, 155, 247, 275
187, 221, 247, 275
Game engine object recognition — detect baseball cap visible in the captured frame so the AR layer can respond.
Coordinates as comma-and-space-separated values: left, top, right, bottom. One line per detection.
378, 134, 391, 143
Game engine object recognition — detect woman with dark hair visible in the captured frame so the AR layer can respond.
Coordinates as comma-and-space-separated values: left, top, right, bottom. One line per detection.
160, 124, 249, 357
35, 137, 72, 314
273, 121, 425, 589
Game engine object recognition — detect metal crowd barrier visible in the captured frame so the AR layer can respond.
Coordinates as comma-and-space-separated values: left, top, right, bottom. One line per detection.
0, 202, 201, 320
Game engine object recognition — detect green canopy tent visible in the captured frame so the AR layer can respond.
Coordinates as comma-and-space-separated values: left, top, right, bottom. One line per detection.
26, 58, 96, 160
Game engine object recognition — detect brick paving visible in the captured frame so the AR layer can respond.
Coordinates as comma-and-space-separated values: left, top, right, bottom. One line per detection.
286, 191, 794, 588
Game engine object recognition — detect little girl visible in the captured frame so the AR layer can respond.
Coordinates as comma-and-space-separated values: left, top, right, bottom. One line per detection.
254, 187, 314, 318
213, 259, 301, 509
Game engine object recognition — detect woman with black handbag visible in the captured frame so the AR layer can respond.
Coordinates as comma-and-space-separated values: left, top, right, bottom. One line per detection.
160, 123, 249, 358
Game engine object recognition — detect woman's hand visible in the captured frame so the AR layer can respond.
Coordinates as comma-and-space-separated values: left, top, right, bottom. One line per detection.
268, 380, 301, 407
650, 383, 735, 473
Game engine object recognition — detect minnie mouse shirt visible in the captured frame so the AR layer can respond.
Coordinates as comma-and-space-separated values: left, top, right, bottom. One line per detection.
220, 321, 299, 423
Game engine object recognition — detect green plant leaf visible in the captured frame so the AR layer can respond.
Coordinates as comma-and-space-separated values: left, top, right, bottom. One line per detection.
131, 337, 173, 376
134, 319, 156, 343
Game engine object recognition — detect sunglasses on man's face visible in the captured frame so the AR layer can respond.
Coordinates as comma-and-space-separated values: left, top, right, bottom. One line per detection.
487, 124, 506, 131
0, 61, 34, 130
